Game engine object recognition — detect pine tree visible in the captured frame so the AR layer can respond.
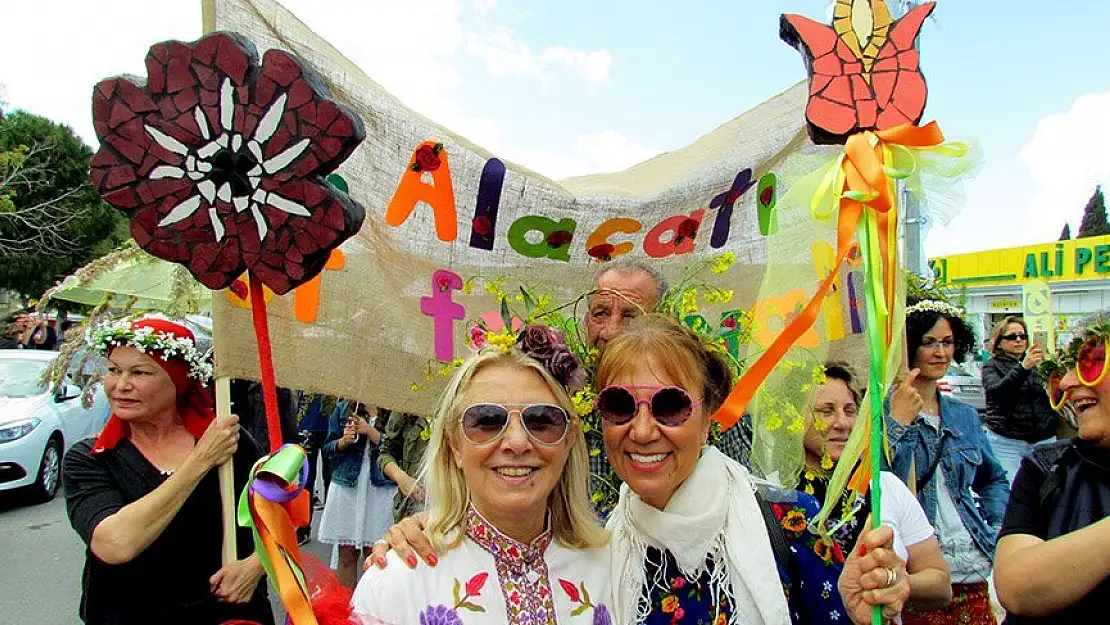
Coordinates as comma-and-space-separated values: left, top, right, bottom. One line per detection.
1078, 185, 1110, 238
1059, 223, 1072, 240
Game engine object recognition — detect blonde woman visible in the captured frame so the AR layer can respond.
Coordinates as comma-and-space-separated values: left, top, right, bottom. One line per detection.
981, 315, 1057, 484
352, 327, 611, 624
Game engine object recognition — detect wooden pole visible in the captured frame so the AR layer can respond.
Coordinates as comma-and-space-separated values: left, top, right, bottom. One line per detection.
216, 376, 237, 565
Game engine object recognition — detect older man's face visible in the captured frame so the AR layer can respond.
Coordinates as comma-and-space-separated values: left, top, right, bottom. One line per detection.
585, 269, 659, 350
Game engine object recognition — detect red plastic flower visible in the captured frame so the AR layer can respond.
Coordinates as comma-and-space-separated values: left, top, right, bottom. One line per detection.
675, 218, 699, 244
472, 215, 493, 238
90, 32, 366, 294
588, 243, 615, 261
546, 230, 573, 248
412, 143, 443, 172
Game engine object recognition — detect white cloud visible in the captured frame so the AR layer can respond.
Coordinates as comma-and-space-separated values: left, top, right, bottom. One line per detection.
1019, 91, 1110, 236
926, 91, 1110, 257
463, 28, 612, 88
473, 0, 499, 12
501, 129, 662, 179
541, 46, 612, 87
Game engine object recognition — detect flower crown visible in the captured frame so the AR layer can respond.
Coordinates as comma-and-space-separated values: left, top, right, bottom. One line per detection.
906, 299, 964, 319
87, 319, 213, 382
1039, 317, 1110, 375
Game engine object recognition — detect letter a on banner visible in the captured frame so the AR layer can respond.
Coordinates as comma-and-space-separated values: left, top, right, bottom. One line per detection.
386, 141, 458, 241
1022, 279, 1055, 354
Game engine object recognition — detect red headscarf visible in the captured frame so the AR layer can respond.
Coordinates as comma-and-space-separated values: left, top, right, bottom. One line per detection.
92, 318, 216, 454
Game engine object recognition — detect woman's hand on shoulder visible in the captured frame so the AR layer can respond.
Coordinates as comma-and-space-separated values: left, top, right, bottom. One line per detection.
363, 513, 436, 571
189, 414, 239, 472
838, 524, 910, 624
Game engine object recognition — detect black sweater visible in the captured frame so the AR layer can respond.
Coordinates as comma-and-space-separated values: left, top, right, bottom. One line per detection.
982, 354, 1058, 443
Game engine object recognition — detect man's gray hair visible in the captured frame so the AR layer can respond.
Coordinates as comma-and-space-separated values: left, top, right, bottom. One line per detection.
592, 261, 669, 307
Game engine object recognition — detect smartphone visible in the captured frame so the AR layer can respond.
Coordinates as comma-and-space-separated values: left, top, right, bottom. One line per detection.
1032, 330, 1048, 351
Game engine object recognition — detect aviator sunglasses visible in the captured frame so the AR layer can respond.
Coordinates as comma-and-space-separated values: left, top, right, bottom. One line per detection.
597, 385, 703, 427
460, 403, 570, 446
1046, 338, 1108, 411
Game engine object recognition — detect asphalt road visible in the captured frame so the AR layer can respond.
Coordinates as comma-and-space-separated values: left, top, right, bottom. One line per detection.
0, 491, 333, 625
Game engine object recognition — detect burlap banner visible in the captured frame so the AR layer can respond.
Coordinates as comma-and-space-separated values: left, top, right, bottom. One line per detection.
210, 0, 867, 414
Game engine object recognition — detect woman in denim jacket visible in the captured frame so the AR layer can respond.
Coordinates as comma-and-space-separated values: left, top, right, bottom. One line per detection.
885, 299, 1010, 625
317, 401, 397, 588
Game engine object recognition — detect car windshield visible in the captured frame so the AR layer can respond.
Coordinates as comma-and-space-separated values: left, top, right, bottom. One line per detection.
0, 359, 49, 398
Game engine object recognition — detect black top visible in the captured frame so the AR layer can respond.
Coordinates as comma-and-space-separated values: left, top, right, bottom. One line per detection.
982, 354, 1058, 442
999, 440, 1110, 624
63, 433, 275, 625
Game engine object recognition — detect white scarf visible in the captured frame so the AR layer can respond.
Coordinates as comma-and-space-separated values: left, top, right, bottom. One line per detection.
606, 446, 791, 625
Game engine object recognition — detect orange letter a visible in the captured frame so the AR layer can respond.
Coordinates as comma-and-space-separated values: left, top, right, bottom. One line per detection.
386, 141, 458, 241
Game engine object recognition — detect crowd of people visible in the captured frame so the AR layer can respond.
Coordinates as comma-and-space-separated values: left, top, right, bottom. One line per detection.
45, 261, 1109, 624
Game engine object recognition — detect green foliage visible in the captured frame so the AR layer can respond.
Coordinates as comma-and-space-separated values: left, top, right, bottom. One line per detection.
1078, 185, 1110, 238
904, 269, 949, 303
0, 110, 127, 298
1060, 223, 1072, 240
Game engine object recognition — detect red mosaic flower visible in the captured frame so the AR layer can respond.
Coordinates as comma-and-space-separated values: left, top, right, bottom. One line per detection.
90, 32, 366, 294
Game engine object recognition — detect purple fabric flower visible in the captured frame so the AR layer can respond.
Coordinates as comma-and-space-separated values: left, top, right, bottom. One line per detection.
548, 350, 586, 393
593, 604, 612, 625
519, 325, 560, 356
419, 605, 462, 625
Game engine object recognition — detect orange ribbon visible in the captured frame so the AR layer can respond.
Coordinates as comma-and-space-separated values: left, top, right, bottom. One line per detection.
713, 122, 945, 429
251, 489, 315, 624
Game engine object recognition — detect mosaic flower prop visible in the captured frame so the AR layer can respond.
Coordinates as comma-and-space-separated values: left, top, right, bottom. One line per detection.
781, 0, 936, 145
87, 31, 368, 625
90, 31, 366, 295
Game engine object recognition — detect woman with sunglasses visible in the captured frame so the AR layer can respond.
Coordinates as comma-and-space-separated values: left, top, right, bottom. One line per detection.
981, 316, 1058, 484
993, 316, 1110, 624
352, 326, 612, 624
886, 300, 1010, 625
367, 316, 911, 624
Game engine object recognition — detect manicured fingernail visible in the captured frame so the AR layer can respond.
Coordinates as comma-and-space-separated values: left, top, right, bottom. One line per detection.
406, 555, 418, 568
427, 554, 438, 567
376, 557, 386, 568
858, 546, 868, 557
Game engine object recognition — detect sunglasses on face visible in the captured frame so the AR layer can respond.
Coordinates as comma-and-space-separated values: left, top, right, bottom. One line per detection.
597, 385, 703, 427
1047, 339, 1108, 410
1001, 333, 1028, 342
459, 403, 570, 446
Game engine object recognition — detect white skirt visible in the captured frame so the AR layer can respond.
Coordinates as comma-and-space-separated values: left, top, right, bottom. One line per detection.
316, 444, 397, 548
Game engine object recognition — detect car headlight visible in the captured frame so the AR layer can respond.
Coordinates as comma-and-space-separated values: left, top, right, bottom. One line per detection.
0, 418, 41, 443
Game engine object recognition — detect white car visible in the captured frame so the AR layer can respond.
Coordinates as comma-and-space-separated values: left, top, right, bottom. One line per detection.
0, 349, 110, 502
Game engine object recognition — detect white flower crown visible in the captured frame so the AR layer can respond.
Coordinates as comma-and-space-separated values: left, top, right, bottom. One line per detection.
905, 299, 964, 319
87, 319, 213, 382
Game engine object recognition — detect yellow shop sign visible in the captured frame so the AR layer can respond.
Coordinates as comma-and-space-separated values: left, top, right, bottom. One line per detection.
929, 234, 1110, 287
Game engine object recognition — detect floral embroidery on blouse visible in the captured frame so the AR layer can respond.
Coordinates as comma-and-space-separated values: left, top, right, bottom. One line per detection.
466, 506, 556, 624
418, 573, 490, 624
557, 579, 612, 624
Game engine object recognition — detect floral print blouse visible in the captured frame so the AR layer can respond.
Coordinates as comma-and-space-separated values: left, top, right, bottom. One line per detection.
352, 506, 612, 625
641, 494, 848, 625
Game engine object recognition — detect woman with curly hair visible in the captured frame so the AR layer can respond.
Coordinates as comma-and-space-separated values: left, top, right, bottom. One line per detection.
885, 299, 1010, 625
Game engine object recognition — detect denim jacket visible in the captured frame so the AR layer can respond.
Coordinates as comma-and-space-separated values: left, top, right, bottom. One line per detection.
323, 400, 364, 488
883, 393, 1010, 561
